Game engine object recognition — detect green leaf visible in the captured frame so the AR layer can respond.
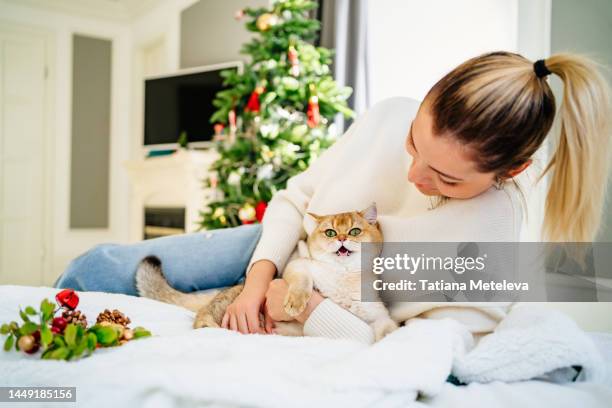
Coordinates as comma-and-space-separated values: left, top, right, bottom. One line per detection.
53, 336, 66, 348
3, 335, 14, 351
25, 306, 37, 315
64, 324, 77, 347
19, 309, 30, 322
40, 324, 53, 347
86, 333, 97, 351
20, 322, 38, 336
90, 325, 117, 346
40, 299, 55, 322
48, 347, 70, 360
132, 327, 152, 339
71, 337, 88, 359
0, 324, 9, 335
41, 347, 55, 359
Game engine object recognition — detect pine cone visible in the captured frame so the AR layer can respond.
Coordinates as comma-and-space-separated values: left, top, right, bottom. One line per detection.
96, 309, 131, 327
62, 309, 88, 328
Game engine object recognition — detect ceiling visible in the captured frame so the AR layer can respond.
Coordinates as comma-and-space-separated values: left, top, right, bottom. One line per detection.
7, 0, 165, 22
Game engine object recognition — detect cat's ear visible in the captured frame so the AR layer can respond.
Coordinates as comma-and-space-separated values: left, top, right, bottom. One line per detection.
359, 202, 377, 225
306, 212, 324, 223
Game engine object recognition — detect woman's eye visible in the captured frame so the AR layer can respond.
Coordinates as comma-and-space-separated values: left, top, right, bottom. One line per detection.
439, 177, 458, 186
325, 229, 337, 237
348, 228, 361, 236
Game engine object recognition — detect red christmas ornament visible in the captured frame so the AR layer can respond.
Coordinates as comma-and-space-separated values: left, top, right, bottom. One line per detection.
245, 86, 264, 113
55, 289, 79, 310
307, 95, 320, 128
255, 201, 267, 222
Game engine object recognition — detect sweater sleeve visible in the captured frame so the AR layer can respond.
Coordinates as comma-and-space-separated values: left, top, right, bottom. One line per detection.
245, 112, 370, 276
303, 299, 375, 344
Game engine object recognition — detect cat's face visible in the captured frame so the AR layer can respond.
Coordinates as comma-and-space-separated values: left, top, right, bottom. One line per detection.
306, 203, 382, 265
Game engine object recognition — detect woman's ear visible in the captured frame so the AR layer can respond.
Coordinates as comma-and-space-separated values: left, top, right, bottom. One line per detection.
359, 202, 378, 225
505, 159, 532, 178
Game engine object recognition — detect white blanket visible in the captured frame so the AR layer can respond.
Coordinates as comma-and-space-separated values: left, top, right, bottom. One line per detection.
0, 286, 609, 408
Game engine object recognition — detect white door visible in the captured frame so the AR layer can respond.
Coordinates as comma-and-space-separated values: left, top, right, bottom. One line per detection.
0, 26, 48, 285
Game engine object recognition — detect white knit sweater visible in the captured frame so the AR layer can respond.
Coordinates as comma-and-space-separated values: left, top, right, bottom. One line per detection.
246, 97, 521, 344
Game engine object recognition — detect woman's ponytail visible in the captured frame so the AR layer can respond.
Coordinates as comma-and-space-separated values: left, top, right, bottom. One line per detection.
542, 54, 611, 242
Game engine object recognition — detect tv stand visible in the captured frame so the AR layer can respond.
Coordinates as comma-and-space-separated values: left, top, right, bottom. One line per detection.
124, 148, 219, 241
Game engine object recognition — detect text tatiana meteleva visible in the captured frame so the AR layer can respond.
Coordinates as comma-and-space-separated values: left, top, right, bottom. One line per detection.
374, 279, 529, 291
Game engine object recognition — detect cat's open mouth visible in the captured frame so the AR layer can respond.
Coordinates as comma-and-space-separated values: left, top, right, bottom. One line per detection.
336, 245, 352, 257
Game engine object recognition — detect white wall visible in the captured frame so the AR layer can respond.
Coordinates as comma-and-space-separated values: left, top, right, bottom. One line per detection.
368, 0, 518, 104
0, 0, 255, 281
0, 1, 133, 285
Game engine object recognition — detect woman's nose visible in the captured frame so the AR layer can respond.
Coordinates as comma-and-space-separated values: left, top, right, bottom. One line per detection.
407, 160, 430, 184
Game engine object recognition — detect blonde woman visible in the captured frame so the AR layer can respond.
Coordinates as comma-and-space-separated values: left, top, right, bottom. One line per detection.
56, 52, 611, 344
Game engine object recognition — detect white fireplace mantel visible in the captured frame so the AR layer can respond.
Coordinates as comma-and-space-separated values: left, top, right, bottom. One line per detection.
124, 149, 219, 240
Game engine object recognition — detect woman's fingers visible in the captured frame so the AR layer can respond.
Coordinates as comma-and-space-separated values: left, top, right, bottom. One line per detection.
264, 308, 275, 334
221, 312, 229, 329
237, 312, 249, 334
246, 310, 264, 334
229, 313, 238, 332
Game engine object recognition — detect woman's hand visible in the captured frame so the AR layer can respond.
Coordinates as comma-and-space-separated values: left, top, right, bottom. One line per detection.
222, 260, 276, 334
264, 279, 325, 326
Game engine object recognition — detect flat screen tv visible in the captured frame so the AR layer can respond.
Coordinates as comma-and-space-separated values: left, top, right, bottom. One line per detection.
144, 61, 242, 149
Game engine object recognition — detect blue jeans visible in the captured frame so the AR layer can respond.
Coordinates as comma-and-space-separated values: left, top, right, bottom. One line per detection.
54, 224, 263, 296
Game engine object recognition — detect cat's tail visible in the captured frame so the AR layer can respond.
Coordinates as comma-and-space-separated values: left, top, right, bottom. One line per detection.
135, 256, 218, 312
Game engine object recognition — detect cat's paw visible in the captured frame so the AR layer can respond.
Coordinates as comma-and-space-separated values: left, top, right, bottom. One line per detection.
193, 311, 219, 329
283, 289, 311, 317
372, 318, 398, 342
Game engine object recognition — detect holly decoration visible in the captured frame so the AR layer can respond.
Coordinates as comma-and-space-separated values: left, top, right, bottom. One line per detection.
0, 290, 152, 361
199, 0, 354, 230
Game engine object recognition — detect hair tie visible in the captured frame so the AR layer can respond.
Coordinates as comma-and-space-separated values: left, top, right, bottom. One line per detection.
533, 59, 551, 78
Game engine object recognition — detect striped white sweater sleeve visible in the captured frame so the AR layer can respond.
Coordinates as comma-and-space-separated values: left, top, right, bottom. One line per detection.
303, 299, 375, 344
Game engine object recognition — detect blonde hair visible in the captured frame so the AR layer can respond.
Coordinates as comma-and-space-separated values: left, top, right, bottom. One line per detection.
425, 52, 611, 242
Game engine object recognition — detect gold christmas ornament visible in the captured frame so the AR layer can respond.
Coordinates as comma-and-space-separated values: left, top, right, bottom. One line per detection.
256, 13, 278, 31
238, 204, 256, 223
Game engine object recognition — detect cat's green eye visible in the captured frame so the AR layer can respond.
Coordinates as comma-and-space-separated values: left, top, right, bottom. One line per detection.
325, 229, 337, 237
349, 228, 362, 236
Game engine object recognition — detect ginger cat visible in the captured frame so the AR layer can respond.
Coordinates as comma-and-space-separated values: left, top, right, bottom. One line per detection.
136, 203, 397, 341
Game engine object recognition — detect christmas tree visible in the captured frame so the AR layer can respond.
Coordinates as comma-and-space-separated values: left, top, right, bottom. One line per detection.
198, 0, 354, 230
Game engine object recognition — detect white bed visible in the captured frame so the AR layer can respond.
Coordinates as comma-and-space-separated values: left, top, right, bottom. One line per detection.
1, 285, 611, 408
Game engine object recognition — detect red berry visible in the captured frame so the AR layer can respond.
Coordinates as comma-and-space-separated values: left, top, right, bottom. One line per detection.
26, 343, 40, 354
51, 326, 61, 334
32, 330, 41, 342
52, 317, 67, 331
